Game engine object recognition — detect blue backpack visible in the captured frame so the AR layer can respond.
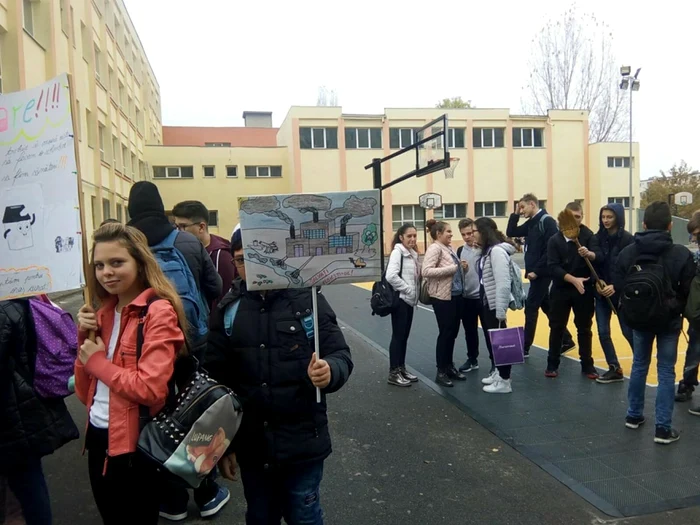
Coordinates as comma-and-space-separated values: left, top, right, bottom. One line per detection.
151, 230, 209, 338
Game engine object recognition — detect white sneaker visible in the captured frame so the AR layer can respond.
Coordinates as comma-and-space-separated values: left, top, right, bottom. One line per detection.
483, 378, 512, 394
481, 370, 500, 385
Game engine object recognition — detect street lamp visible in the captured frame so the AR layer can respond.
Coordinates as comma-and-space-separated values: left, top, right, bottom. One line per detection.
620, 66, 640, 231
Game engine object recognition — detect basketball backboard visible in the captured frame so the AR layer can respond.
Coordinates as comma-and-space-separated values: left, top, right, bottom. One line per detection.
675, 192, 693, 206
419, 192, 443, 210
414, 115, 449, 178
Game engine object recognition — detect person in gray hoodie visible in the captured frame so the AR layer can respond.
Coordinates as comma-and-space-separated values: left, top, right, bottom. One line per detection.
457, 219, 482, 373
473, 217, 517, 394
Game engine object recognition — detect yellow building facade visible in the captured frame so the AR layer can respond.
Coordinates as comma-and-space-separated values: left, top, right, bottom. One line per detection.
151, 107, 640, 252
0, 0, 162, 235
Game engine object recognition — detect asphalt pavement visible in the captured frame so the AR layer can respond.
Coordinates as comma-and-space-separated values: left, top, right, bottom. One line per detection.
28, 291, 700, 524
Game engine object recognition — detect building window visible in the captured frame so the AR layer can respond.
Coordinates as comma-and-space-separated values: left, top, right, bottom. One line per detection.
112, 136, 119, 167
116, 203, 123, 223
434, 203, 467, 220
299, 127, 338, 149
208, 210, 219, 227
245, 166, 283, 178
607, 156, 632, 168
608, 197, 630, 208
118, 82, 125, 108
94, 45, 102, 80
303, 229, 326, 240
432, 127, 466, 149
512, 128, 544, 148
86, 109, 96, 148
345, 128, 382, 149
203, 166, 215, 178
473, 128, 505, 148
60, 0, 69, 34
98, 124, 105, 161
131, 153, 136, 178
70, 6, 76, 47
389, 128, 418, 149
121, 145, 129, 175
102, 198, 110, 221
226, 166, 237, 178
474, 201, 507, 217
205, 142, 231, 147
392, 205, 425, 230
23, 0, 34, 35
153, 166, 195, 179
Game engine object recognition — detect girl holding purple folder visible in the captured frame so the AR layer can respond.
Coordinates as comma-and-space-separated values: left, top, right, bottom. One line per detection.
474, 218, 516, 394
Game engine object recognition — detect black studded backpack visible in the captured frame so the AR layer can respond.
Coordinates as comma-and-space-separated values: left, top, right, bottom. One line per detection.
135, 299, 243, 489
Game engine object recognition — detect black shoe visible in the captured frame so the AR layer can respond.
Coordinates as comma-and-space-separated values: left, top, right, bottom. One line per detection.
675, 381, 694, 402
524, 348, 530, 359
654, 426, 680, 445
388, 368, 411, 387
625, 415, 645, 429
596, 366, 624, 384
561, 341, 576, 354
399, 366, 418, 382
446, 365, 466, 381
459, 360, 479, 373
435, 371, 454, 387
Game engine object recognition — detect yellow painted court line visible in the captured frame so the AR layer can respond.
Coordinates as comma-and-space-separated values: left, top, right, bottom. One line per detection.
352, 282, 691, 386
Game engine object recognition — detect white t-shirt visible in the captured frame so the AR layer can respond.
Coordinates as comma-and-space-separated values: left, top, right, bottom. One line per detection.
89, 309, 121, 429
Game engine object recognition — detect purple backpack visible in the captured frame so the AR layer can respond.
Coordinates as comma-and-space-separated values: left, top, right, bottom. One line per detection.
28, 297, 78, 398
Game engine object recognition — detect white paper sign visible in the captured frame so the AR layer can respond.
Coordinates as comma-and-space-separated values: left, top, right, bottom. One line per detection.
238, 190, 382, 290
0, 73, 84, 300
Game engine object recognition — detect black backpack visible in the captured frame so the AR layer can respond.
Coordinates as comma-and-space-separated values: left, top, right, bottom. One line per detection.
620, 249, 677, 332
371, 255, 403, 317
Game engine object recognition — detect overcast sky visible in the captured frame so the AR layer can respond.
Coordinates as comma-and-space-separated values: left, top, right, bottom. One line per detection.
123, 0, 698, 182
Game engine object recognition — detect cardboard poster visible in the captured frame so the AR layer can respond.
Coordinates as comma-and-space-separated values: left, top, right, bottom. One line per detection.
0, 73, 83, 300
238, 190, 381, 290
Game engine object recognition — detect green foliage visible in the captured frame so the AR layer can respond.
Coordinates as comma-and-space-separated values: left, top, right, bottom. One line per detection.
641, 161, 700, 218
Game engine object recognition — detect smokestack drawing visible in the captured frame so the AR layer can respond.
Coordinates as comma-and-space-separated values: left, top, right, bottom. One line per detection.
290, 224, 296, 239
313, 210, 319, 222
340, 214, 352, 236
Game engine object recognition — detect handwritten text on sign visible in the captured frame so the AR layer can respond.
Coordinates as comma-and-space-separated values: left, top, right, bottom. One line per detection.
0, 73, 84, 300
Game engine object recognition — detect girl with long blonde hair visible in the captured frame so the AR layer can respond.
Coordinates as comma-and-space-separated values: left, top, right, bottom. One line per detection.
74, 223, 186, 524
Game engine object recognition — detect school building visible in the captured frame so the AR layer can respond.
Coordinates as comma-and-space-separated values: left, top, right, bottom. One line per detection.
0, 0, 163, 235
148, 107, 640, 253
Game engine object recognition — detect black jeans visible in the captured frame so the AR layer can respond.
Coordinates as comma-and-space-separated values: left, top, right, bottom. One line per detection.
525, 277, 574, 351
680, 326, 699, 389
547, 286, 595, 371
481, 305, 512, 380
389, 299, 414, 369
432, 296, 461, 370
0, 457, 51, 525
460, 297, 481, 362
86, 425, 160, 525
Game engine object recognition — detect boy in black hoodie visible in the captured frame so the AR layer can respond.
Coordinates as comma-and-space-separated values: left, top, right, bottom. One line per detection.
593, 203, 634, 384
545, 202, 602, 379
614, 202, 695, 444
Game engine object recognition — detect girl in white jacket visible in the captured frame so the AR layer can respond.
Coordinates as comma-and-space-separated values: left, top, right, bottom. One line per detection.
385, 224, 420, 387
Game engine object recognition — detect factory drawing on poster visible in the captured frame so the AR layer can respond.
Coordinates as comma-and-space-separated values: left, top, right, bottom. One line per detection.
238, 190, 381, 289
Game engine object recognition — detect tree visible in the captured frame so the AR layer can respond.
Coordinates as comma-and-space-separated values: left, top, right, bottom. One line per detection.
522, 6, 628, 143
360, 223, 378, 255
641, 161, 700, 219
436, 97, 472, 109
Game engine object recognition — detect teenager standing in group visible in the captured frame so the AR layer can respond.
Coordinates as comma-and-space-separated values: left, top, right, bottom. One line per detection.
457, 218, 481, 373
74, 223, 186, 524
422, 219, 466, 387
385, 223, 420, 387
473, 218, 516, 394
507, 193, 575, 357
593, 203, 634, 384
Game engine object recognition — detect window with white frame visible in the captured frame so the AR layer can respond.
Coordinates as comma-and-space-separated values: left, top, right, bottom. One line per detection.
102, 198, 111, 221
98, 124, 105, 161
434, 203, 468, 220
608, 197, 630, 208
94, 45, 102, 80
344, 128, 382, 149
23, 0, 34, 36
116, 203, 123, 223
203, 166, 215, 178
512, 128, 544, 148
474, 201, 507, 217
473, 128, 505, 148
607, 156, 632, 168
226, 166, 237, 178
245, 166, 283, 178
430, 127, 466, 149
118, 82, 125, 108
153, 166, 194, 179
392, 205, 425, 230
112, 136, 119, 166
389, 128, 418, 149
122, 145, 129, 174
131, 153, 136, 178
299, 128, 338, 149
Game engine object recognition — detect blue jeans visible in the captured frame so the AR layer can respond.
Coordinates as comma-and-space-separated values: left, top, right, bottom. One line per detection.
2, 457, 52, 525
240, 460, 324, 525
627, 329, 680, 430
595, 297, 634, 367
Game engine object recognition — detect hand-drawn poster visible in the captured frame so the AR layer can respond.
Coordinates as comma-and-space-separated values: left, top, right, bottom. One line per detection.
238, 190, 381, 290
0, 73, 84, 300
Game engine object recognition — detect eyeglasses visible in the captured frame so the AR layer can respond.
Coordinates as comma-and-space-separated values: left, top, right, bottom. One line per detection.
233, 256, 245, 266
175, 223, 195, 231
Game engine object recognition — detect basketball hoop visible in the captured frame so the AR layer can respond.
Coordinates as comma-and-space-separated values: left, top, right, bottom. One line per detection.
444, 157, 460, 179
